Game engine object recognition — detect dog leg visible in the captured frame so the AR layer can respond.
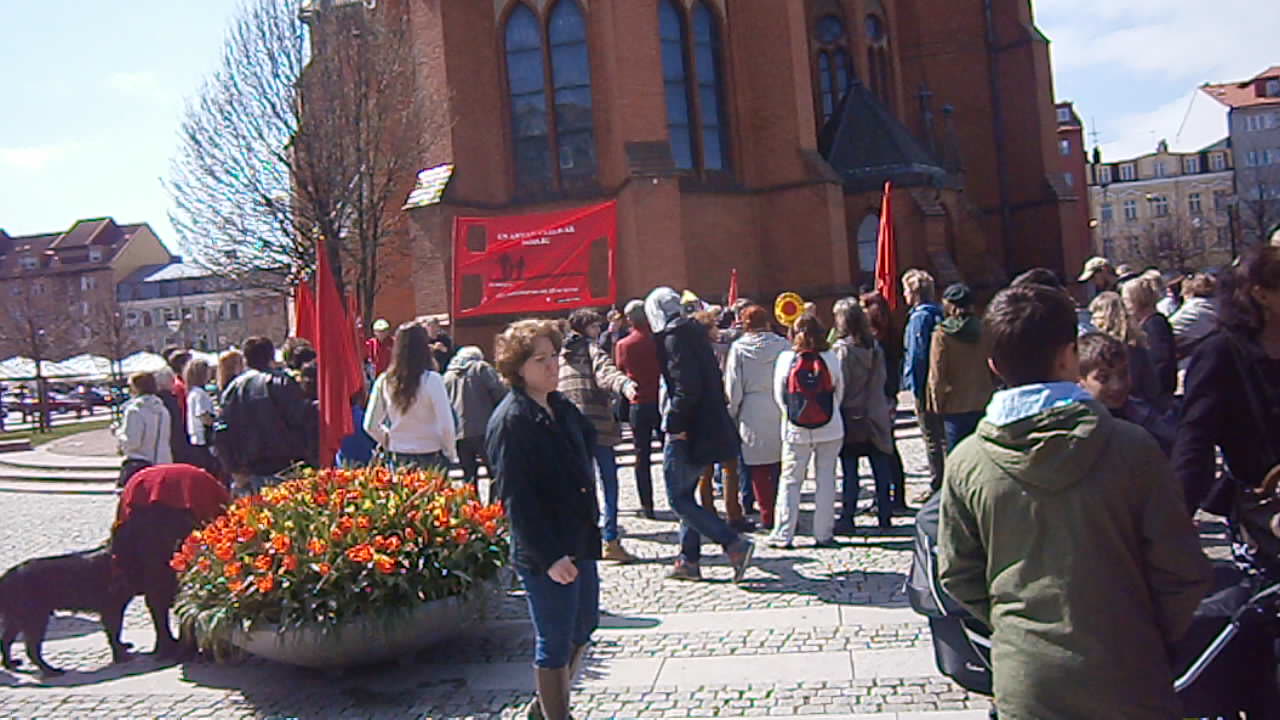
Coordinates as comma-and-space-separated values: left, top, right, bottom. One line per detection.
146, 594, 177, 657
22, 619, 62, 676
1, 620, 20, 670
101, 602, 132, 664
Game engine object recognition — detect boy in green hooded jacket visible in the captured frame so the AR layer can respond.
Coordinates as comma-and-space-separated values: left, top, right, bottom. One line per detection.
938, 283, 1210, 719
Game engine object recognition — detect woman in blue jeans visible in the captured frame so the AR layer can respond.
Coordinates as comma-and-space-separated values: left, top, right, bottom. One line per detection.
831, 298, 899, 532
486, 319, 601, 720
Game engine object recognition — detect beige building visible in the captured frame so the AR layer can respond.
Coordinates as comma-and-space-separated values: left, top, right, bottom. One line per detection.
0, 218, 173, 359
1088, 140, 1236, 271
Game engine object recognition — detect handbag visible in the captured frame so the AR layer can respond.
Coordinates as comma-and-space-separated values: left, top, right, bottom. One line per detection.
1224, 335, 1280, 569
611, 390, 631, 425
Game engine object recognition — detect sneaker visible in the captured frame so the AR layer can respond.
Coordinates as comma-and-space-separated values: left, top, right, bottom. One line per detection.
765, 535, 792, 549
814, 538, 839, 549
667, 560, 702, 581
728, 539, 755, 583
603, 539, 638, 564
729, 517, 757, 533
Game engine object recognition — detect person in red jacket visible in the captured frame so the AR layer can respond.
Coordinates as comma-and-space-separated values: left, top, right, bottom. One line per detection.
614, 300, 661, 519
365, 318, 395, 376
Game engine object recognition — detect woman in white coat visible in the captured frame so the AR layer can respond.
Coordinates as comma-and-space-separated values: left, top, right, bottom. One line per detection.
724, 304, 790, 531
115, 371, 173, 486
768, 314, 845, 548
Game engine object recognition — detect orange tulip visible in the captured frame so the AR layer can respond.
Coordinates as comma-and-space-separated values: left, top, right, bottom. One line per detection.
270, 534, 292, 554
169, 553, 189, 573
346, 543, 374, 564
317, 562, 333, 576
253, 554, 273, 572
373, 554, 397, 575
307, 538, 329, 555
255, 574, 276, 593
224, 562, 244, 579
281, 555, 299, 572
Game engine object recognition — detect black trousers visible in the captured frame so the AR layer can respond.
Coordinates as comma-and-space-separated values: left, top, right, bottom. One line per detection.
629, 403, 659, 511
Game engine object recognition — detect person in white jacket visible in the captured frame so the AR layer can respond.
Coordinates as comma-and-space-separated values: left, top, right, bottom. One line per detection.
768, 314, 845, 548
364, 323, 458, 470
115, 371, 173, 486
1169, 272, 1218, 370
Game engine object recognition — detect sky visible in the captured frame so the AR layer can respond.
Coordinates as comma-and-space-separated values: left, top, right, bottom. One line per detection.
1, 0, 1278, 252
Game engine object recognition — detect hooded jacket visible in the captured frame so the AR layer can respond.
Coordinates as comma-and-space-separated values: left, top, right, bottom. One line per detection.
645, 287, 740, 465
443, 347, 506, 441
724, 330, 789, 465
938, 392, 1210, 719
926, 315, 995, 416
558, 332, 636, 447
903, 302, 944, 399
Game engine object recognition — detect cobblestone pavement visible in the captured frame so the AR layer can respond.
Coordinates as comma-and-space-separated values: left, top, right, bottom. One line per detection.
0, 426, 991, 718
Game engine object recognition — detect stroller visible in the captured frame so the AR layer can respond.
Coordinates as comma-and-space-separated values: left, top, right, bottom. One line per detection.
907, 492, 1280, 719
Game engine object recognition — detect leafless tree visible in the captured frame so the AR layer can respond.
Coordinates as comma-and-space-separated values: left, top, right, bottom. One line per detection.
91, 302, 135, 384
0, 278, 76, 431
167, 0, 440, 325
1238, 165, 1280, 250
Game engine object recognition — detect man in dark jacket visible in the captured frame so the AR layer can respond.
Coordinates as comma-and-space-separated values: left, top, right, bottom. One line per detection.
216, 337, 317, 497
939, 284, 1209, 719
644, 287, 754, 582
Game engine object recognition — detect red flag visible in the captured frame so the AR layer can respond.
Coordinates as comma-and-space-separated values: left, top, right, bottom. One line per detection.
874, 181, 899, 311
315, 237, 357, 467
727, 268, 739, 307
344, 291, 365, 385
293, 280, 317, 344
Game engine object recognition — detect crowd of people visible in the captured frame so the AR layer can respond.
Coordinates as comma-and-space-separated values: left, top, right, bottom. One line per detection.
100, 243, 1280, 720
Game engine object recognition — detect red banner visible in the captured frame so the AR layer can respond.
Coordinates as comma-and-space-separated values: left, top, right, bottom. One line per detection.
452, 201, 617, 318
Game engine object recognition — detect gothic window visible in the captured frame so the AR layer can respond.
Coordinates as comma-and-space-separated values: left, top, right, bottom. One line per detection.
813, 14, 853, 127
865, 11, 892, 107
504, 0, 596, 196
659, 0, 731, 173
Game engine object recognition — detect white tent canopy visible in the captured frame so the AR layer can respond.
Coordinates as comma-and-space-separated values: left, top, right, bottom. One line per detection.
119, 352, 169, 375
56, 354, 115, 379
0, 356, 82, 381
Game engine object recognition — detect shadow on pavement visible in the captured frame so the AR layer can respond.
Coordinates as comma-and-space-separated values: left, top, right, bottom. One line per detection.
739, 555, 909, 608
0, 652, 178, 688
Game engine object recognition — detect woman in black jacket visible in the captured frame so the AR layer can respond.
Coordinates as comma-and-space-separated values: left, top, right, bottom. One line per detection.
1175, 247, 1280, 518
485, 319, 599, 720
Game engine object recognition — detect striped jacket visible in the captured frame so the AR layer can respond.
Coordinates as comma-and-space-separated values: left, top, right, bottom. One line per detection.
558, 333, 637, 447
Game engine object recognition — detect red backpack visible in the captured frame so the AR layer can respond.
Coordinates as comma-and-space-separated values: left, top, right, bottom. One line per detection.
784, 351, 835, 429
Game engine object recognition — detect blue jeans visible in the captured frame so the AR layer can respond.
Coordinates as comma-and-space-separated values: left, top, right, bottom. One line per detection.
517, 560, 599, 669
628, 403, 659, 510
943, 412, 984, 454
663, 438, 741, 565
593, 445, 620, 542
839, 444, 897, 527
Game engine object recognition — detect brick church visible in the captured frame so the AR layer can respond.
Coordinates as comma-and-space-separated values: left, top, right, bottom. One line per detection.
325, 0, 1087, 343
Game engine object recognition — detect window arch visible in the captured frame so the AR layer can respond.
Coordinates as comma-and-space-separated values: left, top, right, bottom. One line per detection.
865, 11, 892, 107
503, 0, 596, 196
658, 0, 731, 173
813, 14, 853, 127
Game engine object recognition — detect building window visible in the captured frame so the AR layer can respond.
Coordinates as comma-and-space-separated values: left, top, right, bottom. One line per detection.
1268, 78, 1280, 97
1189, 192, 1202, 215
1119, 164, 1136, 181
229, 302, 241, 320
1102, 236, 1115, 258
1247, 151, 1260, 167
1247, 115, 1264, 132
504, 0, 596, 195
1157, 232, 1174, 251
1123, 199, 1138, 222
1150, 195, 1169, 217
19, 255, 37, 270
1209, 153, 1227, 172
142, 312, 153, 328
33, 281, 46, 296
1128, 236, 1141, 257
1059, 138, 1071, 156
865, 13, 891, 107
80, 275, 97, 291
1216, 226, 1232, 249
89, 247, 102, 263
1057, 106, 1072, 123
1184, 156, 1200, 174
1096, 165, 1112, 185
659, 1, 730, 173
813, 14, 853, 127
1214, 190, 1231, 211
1064, 171, 1074, 187
1153, 160, 1167, 178
1101, 203, 1114, 223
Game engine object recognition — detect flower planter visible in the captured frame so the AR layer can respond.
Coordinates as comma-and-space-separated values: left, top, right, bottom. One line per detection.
232, 580, 499, 668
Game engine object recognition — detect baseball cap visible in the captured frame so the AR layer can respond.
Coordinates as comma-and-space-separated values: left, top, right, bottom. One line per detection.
372, 318, 390, 332
1077, 256, 1113, 282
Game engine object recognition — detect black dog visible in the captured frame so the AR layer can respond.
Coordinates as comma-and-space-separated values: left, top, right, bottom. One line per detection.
0, 545, 136, 676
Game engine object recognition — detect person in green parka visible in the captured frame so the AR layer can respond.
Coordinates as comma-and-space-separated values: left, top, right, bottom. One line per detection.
938, 283, 1211, 720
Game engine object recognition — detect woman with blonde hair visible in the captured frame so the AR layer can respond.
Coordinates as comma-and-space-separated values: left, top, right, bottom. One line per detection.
1122, 278, 1176, 402
184, 357, 221, 476
1090, 291, 1162, 406
216, 349, 245, 395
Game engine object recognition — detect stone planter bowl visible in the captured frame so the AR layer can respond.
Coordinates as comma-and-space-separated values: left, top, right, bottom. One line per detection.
232, 580, 499, 668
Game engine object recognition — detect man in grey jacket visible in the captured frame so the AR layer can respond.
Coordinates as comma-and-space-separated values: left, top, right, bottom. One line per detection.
443, 346, 507, 490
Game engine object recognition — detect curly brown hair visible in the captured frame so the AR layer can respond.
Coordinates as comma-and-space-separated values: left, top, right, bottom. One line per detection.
494, 319, 564, 388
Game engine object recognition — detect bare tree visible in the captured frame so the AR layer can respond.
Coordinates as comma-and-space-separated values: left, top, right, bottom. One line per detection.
1238, 165, 1280, 250
167, 0, 440, 324
0, 278, 76, 432
91, 302, 135, 383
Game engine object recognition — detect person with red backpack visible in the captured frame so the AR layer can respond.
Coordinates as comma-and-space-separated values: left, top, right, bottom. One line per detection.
767, 314, 845, 548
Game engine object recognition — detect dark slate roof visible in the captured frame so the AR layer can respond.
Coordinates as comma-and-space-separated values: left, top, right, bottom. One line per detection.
819, 80, 949, 193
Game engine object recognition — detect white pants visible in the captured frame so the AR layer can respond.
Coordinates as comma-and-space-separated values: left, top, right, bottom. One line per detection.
771, 438, 841, 544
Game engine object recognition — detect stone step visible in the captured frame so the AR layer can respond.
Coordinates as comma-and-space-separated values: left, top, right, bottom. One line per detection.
0, 478, 117, 495
0, 437, 33, 453
0, 450, 122, 473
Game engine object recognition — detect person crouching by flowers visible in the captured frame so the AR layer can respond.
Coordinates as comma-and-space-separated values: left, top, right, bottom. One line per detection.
486, 319, 600, 720
113, 463, 229, 658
